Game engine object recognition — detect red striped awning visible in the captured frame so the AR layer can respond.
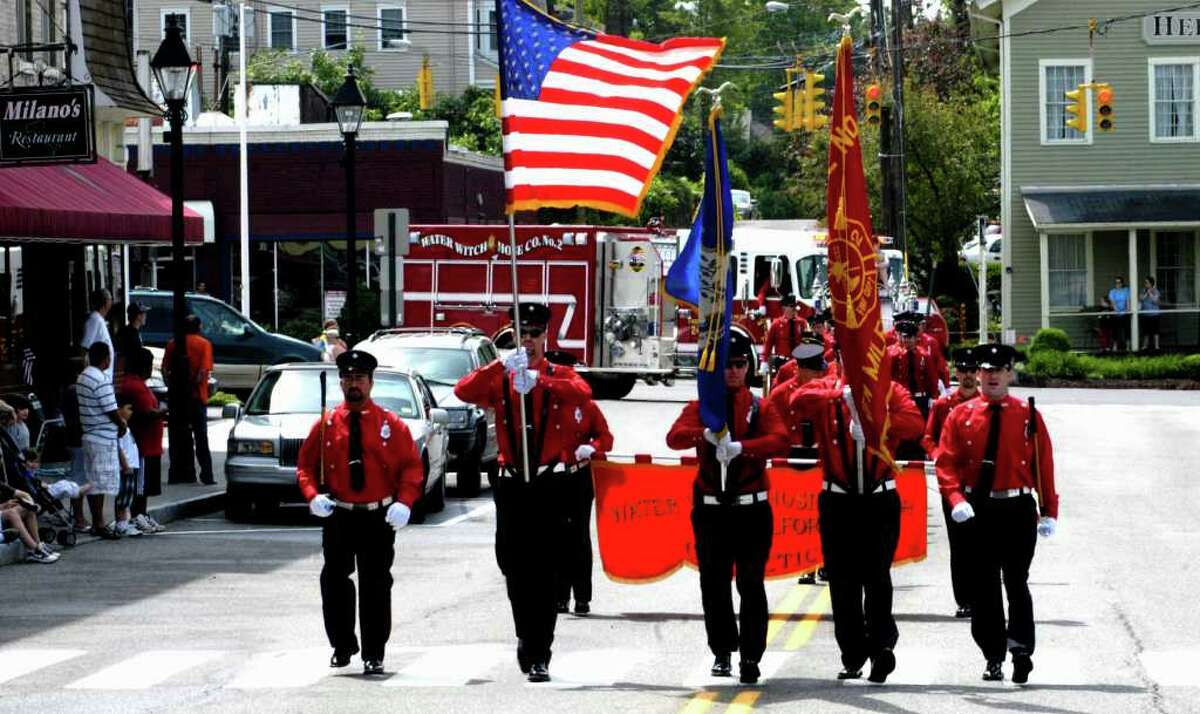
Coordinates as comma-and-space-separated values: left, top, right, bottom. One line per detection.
0, 158, 203, 244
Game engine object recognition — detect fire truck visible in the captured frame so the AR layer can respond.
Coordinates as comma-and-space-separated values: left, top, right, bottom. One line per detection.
395, 224, 677, 399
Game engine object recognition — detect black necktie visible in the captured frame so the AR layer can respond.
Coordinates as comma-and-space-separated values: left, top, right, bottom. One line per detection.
975, 403, 1004, 501
348, 411, 365, 492
907, 349, 918, 394
787, 319, 795, 357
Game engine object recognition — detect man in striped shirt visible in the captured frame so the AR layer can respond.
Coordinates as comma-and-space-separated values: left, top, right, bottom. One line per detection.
76, 342, 128, 540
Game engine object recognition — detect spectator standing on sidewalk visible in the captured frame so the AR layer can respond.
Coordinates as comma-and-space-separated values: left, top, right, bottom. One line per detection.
114, 302, 148, 376
112, 405, 143, 537
163, 315, 215, 485
81, 289, 115, 382
118, 348, 166, 533
60, 352, 90, 532
77, 342, 126, 540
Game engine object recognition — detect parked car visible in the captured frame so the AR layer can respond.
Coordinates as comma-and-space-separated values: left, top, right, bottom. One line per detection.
132, 289, 322, 394
223, 363, 450, 523
355, 328, 500, 496
731, 189, 757, 219
959, 234, 1003, 264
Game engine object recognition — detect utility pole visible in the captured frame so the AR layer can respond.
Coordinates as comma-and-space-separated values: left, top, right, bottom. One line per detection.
869, 0, 894, 240
889, 0, 909, 265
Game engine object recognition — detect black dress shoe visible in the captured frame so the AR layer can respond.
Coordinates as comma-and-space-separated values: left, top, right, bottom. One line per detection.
982, 660, 1004, 681
556, 601, 570, 614
816, 568, 828, 583
955, 605, 972, 619
1012, 652, 1033, 684
573, 601, 590, 616
868, 648, 895, 684
363, 659, 384, 675
527, 662, 550, 682
837, 667, 863, 680
711, 654, 733, 677
330, 651, 354, 668
739, 660, 760, 684
796, 572, 817, 584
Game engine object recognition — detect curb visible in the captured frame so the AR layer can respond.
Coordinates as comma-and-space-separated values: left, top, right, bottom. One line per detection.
1020, 376, 1200, 390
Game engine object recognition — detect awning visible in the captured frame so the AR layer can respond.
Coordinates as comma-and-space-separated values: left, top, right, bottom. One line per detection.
1023, 185, 1200, 231
0, 158, 203, 244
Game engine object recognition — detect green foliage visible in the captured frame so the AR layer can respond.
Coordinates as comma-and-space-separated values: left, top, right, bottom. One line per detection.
279, 309, 322, 343
1025, 352, 1200, 381
207, 391, 241, 407
429, 86, 502, 155
1024, 351, 1088, 380
1029, 328, 1072, 354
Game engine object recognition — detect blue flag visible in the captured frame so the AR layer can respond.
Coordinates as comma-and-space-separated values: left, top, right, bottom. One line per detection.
690, 109, 736, 434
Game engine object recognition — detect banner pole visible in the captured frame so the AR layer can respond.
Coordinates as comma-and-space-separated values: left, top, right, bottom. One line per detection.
508, 213, 532, 483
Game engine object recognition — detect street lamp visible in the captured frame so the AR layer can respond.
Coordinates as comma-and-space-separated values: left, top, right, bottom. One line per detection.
332, 67, 366, 342
152, 22, 199, 484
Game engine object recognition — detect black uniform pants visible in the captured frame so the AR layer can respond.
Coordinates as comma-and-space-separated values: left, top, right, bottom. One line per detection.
941, 497, 972, 608
494, 475, 560, 668
320, 508, 396, 661
818, 489, 900, 670
968, 494, 1038, 662
555, 466, 595, 606
691, 500, 773, 663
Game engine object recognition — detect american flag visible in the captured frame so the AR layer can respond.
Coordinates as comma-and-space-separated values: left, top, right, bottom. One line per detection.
496, 0, 724, 218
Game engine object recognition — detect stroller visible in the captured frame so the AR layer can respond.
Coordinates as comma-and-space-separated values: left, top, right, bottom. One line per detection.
29, 476, 79, 548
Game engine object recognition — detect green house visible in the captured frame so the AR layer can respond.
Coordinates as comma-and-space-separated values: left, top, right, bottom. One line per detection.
972, 0, 1200, 350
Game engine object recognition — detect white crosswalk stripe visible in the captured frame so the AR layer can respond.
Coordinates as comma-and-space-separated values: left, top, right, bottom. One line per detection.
530, 647, 652, 689
64, 650, 224, 690
385, 644, 510, 687
887, 647, 943, 685
1139, 649, 1200, 687
0, 649, 86, 685
229, 647, 334, 689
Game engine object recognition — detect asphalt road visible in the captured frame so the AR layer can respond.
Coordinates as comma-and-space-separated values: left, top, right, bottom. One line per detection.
2, 382, 1199, 713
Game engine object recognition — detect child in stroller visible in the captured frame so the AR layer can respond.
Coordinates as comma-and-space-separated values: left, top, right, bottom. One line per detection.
22, 449, 92, 549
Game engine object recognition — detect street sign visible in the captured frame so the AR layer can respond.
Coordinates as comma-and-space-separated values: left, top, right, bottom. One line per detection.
375, 208, 409, 327
0, 85, 96, 166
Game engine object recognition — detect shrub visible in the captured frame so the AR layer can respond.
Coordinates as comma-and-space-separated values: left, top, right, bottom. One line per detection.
1026, 352, 1200, 381
208, 391, 241, 407
1184, 354, 1200, 379
1029, 328, 1071, 354
1024, 350, 1087, 380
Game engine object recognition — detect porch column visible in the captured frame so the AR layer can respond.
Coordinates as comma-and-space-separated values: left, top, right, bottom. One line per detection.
1129, 228, 1139, 351
1039, 231, 1050, 329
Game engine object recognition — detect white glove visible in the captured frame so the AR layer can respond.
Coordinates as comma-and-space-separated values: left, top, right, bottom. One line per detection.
574, 444, 596, 462
502, 349, 528, 374
938, 380, 949, 398
755, 306, 767, 317
512, 368, 539, 395
1037, 516, 1056, 538
703, 428, 722, 446
386, 502, 412, 530
716, 441, 743, 466
950, 501, 975, 523
309, 494, 335, 518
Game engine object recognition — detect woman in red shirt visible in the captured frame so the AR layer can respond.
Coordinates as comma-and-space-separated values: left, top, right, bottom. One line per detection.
118, 348, 167, 533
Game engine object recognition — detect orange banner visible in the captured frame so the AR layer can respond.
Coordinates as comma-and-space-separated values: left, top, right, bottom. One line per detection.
592, 460, 927, 583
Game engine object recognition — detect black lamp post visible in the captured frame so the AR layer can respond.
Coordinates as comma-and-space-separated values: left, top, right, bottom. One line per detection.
152, 22, 198, 484
332, 67, 366, 342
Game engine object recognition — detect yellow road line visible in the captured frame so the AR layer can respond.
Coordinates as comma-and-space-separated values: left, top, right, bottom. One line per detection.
725, 691, 761, 713
680, 691, 720, 714
784, 588, 831, 651
765, 584, 814, 645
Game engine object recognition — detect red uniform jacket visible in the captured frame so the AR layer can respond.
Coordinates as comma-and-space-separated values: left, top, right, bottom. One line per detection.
296, 399, 424, 506
454, 357, 592, 471
665, 387, 789, 495
935, 395, 1058, 518
887, 344, 941, 399
788, 377, 924, 489
767, 373, 820, 447
765, 315, 809, 361
922, 388, 977, 456
560, 399, 615, 464
920, 332, 950, 387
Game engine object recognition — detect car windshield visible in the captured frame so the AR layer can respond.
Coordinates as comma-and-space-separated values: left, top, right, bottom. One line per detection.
374, 347, 473, 386
731, 190, 750, 204
245, 370, 419, 418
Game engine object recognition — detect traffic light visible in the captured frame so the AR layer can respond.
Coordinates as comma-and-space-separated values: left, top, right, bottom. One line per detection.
864, 83, 882, 126
1095, 83, 1114, 132
418, 56, 435, 110
774, 66, 798, 131
1064, 84, 1088, 134
803, 70, 827, 132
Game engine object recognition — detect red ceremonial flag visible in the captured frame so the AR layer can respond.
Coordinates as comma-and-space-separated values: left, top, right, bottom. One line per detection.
825, 35, 894, 484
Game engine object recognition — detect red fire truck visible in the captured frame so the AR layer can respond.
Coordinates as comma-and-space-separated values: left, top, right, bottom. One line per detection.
395, 224, 677, 399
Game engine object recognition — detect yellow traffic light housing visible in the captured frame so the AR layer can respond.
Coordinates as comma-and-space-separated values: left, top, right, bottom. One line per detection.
773, 85, 795, 131
803, 70, 827, 132
1096, 83, 1114, 132
865, 83, 882, 126
418, 56, 435, 110
1064, 84, 1089, 135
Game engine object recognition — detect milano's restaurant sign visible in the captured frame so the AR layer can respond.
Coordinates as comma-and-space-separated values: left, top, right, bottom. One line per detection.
0, 86, 96, 166
1144, 13, 1200, 44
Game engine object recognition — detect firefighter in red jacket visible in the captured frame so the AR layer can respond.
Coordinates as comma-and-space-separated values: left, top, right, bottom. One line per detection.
788, 366, 924, 684
775, 310, 837, 385
544, 350, 614, 617
764, 294, 809, 377
666, 331, 789, 685
888, 318, 942, 418
936, 344, 1058, 685
454, 303, 592, 684
922, 347, 982, 619
297, 350, 425, 676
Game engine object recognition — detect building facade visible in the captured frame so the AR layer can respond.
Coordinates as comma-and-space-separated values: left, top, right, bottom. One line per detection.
974, 0, 1200, 350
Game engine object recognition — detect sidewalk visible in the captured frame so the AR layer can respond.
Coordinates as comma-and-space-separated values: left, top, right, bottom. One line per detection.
2, 407, 233, 566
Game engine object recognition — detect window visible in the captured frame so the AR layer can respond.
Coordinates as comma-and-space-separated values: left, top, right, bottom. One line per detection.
1155, 231, 1197, 306
1047, 234, 1088, 309
161, 9, 190, 44
323, 6, 348, 49
191, 300, 252, 342
1150, 59, 1200, 142
1040, 60, 1090, 144
752, 255, 793, 299
476, 6, 498, 55
378, 4, 408, 50
795, 256, 827, 300
269, 10, 296, 51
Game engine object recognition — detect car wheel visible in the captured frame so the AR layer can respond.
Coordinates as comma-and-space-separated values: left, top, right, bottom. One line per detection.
455, 429, 485, 497
427, 463, 447, 514
225, 487, 253, 523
